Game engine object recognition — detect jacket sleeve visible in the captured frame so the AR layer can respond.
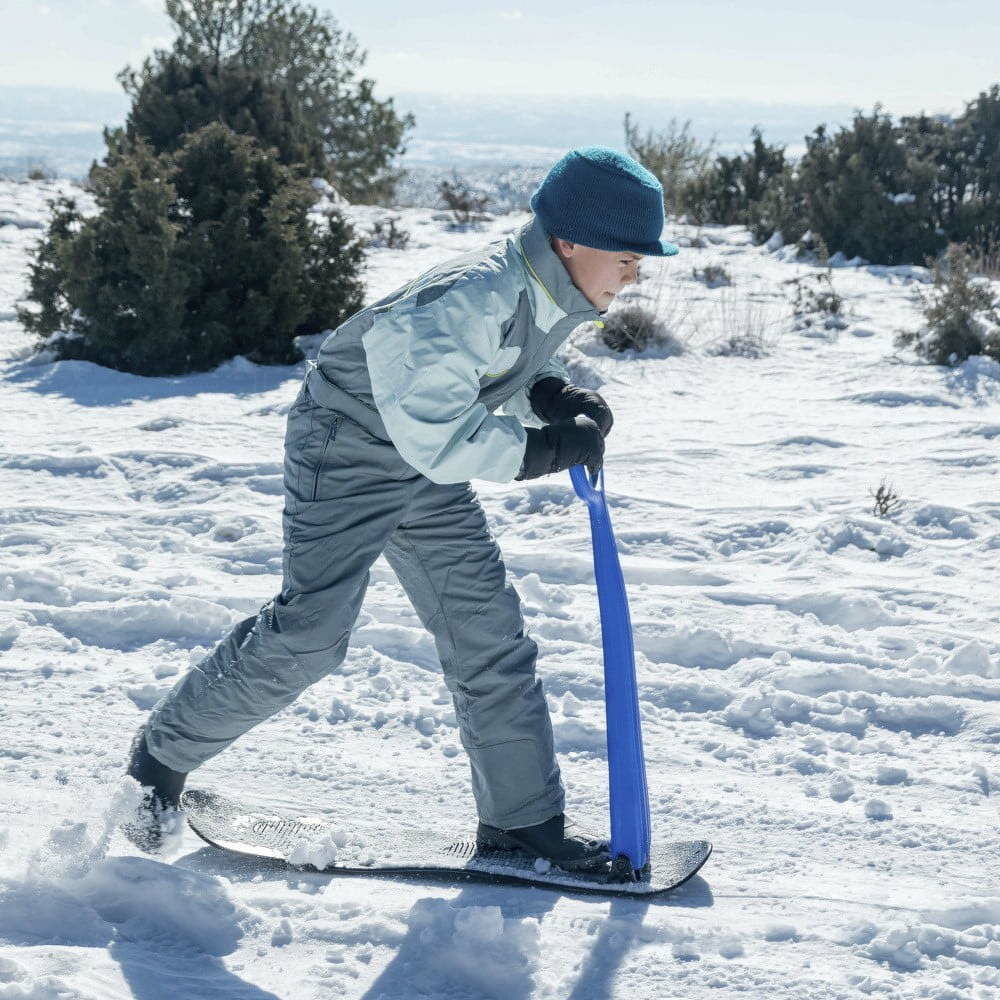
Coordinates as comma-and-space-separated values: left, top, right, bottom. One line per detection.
501, 353, 571, 427
361, 273, 527, 484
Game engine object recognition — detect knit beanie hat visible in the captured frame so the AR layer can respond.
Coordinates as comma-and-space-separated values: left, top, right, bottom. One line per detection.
529, 146, 679, 257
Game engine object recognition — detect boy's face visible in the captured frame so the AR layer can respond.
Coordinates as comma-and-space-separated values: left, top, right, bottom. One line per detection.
550, 236, 643, 311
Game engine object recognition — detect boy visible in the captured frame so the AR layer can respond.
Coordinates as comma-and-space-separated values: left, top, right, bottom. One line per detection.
126, 146, 679, 870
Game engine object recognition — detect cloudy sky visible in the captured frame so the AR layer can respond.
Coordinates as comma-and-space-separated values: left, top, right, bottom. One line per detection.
2, 0, 996, 115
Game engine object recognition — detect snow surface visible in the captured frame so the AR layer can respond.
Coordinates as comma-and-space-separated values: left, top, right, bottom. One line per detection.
1, 178, 999, 999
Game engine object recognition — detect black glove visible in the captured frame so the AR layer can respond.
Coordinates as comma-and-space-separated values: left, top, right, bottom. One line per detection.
528, 377, 614, 438
515, 414, 605, 481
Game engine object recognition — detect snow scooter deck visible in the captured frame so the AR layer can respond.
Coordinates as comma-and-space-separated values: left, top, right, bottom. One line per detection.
182, 789, 711, 898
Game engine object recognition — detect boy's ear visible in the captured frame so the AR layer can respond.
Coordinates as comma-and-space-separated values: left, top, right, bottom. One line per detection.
550, 236, 577, 259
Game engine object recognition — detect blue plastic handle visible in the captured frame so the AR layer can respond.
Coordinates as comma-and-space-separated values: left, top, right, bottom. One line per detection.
569, 464, 651, 874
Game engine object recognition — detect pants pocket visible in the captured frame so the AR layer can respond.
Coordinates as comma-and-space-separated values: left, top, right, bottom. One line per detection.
310, 418, 341, 502
283, 402, 342, 503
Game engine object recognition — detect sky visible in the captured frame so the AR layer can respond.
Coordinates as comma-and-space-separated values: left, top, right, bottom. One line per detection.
2, 0, 997, 116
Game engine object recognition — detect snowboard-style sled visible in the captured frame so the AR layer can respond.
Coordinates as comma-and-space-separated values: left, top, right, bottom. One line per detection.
182, 789, 711, 898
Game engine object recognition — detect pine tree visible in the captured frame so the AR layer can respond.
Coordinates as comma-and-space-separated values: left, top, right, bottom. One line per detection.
111, 0, 414, 204
18, 123, 366, 376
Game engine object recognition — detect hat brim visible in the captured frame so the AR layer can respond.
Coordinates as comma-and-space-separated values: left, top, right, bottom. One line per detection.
586, 237, 681, 257
629, 239, 680, 257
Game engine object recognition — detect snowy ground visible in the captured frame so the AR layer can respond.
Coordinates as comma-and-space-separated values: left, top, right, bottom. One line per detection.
1, 178, 999, 1000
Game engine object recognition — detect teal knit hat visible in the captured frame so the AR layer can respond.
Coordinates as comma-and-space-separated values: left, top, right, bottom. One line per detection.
530, 146, 679, 257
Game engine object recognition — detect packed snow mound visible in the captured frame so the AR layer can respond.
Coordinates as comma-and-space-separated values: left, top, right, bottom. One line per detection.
1, 180, 999, 998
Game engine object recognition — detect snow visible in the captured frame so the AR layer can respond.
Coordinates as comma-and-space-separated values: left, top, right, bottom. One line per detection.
864, 798, 894, 820
1, 177, 999, 998
286, 826, 373, 869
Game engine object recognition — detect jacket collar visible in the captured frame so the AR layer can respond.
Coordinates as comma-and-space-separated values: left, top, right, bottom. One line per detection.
515, 214, 604, 321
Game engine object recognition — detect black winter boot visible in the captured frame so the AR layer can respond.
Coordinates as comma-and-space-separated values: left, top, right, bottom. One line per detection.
476, 813, 611, 872
122, 725, 187, 852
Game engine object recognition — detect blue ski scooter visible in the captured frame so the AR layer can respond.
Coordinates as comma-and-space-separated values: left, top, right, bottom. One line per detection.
570, 463, 651, 880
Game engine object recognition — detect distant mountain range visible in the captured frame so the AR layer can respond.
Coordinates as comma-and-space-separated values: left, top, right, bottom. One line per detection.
0, 83, 860, 184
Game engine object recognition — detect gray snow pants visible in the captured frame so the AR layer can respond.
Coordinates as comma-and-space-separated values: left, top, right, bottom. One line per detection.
145, 370, 565, 829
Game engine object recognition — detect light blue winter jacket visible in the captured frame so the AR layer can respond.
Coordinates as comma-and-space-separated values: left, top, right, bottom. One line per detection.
308, 213, 605, 484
